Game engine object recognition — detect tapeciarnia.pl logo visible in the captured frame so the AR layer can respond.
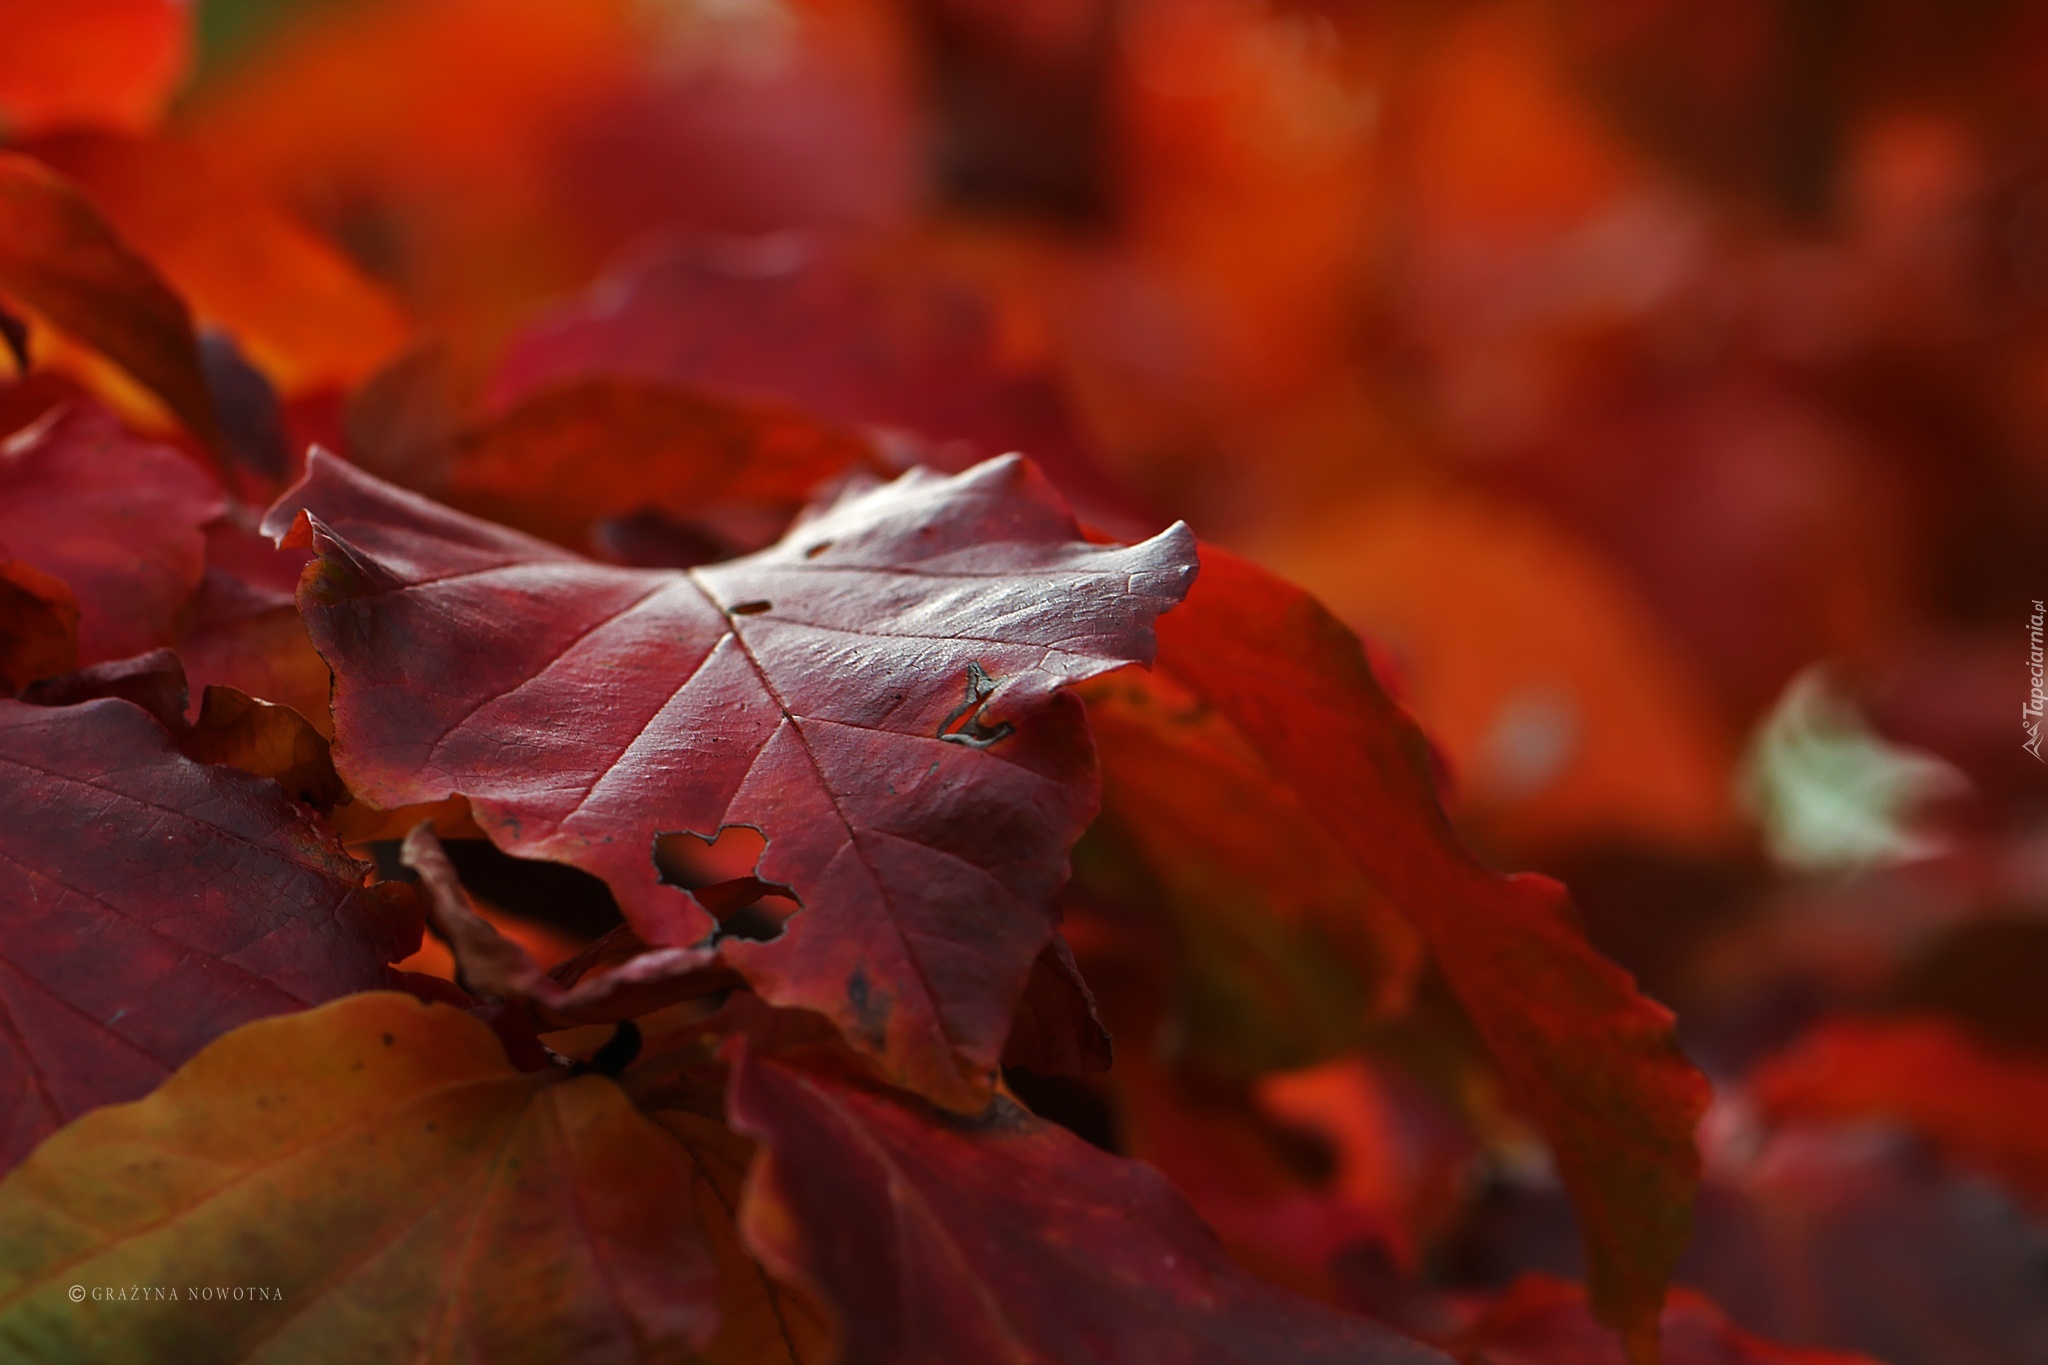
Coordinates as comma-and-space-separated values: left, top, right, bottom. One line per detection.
2027, 599, 2045, 762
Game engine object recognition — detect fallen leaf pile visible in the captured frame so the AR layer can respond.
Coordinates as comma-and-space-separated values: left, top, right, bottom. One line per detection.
2, 3, 2042, 1363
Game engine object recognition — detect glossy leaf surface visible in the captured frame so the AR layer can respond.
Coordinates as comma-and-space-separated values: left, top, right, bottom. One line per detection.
265, 451, 1195, 1106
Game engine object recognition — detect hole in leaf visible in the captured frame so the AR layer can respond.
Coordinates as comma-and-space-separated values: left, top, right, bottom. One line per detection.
727, 599, 772, 616
655, 826, 798, 943
710, 891, 798, 943
656, 825, 767, 887
938, 660, 1014, 748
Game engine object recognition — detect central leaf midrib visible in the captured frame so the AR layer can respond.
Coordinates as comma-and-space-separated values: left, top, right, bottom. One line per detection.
683, 569, 963, 1063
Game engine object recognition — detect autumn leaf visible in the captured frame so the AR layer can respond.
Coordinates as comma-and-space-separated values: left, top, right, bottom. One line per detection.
0, 992, 717, 1363
263, 450, 1195, 1108
1101, 1037, 1422, 1307
23, 132, 411, 396
0, 557, 79, 692
443, 378, 885, 551
1116, 546, 1709, 1361
1750, 1016, 2048, 1209
0, 694, 419, 1172
725, 1045, 1454, 1365
17, 645, 187, 726
178, 683, 346, 811
400, 824, 729, 1026
0, 401, 223, 665
1449, 1275, 1881, 1365
1076, 666, 1426, 1078
1681, 1114, 2048, 1364
1001, 929, 1113, 1076
640, 1073, 837, 1365
0, 0, 189, 138
0, 153, 220, 451
488, 236, 1143, 529
174, 517, 334, 735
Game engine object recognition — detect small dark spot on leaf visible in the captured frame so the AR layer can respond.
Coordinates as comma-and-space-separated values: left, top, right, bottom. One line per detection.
804, 541, 832, 558
728, 600, 772, 616
381, 1032, 395, 1047
846, 966, 890, 1049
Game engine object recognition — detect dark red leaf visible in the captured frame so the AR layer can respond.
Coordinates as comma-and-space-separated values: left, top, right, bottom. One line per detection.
1680, 1122, 2048, 1365
17, 645, 185, 727
0, 695, 420, 1173
197, 326, 292, 481
0, 557, 78, 692
1450, 1275, 1879, 1365
725, 1046, 1451, 1365
0, 402, 223, 665
1074, 664, 1426, 1079
444, 378, 886, 550
262, 450, 1195, 1107
1126, 546, 1710, 1360
400, 824, 725, 1026
487, 235, 1151, 533
173, 516, 332, 733
1003, 928, 1113, 1075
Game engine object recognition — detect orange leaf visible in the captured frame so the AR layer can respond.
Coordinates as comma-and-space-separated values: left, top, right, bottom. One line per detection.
1240, 487, 1733, 853
0, 0, 188, 138
647, 1092, 838, 1365
0, 154, 219, 451
25, 133, 410, 395
177, 684, 346, 811
1139, 546, 1710, 1363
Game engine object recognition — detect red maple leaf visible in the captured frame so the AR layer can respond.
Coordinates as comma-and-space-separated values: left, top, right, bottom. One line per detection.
263, 449, 1195, 1107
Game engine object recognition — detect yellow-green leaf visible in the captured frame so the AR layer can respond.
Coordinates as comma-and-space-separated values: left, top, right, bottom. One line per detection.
0, 992, 716, 1364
